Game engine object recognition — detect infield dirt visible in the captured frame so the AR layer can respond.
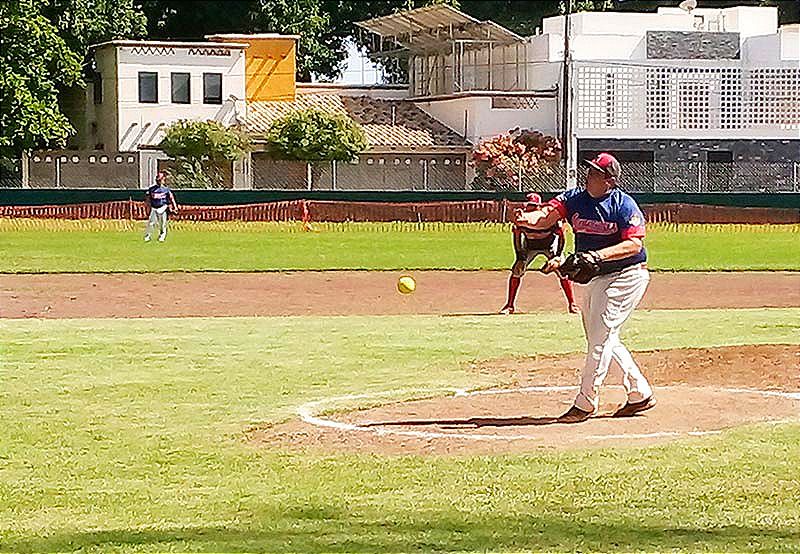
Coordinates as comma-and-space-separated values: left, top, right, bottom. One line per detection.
256, 344, 800, 455
1, 270, 798, 318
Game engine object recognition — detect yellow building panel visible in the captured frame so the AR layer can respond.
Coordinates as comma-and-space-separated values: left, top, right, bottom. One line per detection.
212, 35, 296, 101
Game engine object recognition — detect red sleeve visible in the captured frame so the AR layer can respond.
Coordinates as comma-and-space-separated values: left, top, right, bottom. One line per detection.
621, 225, 646, 239
546, 198, 568, 219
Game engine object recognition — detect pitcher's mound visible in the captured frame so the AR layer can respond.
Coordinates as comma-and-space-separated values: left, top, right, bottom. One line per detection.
253, 344, 800, 455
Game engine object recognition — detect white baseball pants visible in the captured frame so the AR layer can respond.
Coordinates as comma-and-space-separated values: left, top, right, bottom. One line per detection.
574, 264, 652, 413
145, 206, 169, 240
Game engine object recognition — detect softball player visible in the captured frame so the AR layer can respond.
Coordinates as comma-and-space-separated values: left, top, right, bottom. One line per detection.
144, 171, 178, 242
500, 193, 578, 315
515, 153, 655, 423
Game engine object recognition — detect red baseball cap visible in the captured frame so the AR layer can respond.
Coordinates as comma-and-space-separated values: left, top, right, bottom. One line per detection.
525, 192, 542, 204
583, 153, 621, 178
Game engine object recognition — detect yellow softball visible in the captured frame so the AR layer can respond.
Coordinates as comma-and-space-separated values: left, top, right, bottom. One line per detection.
397, 275, 416, 295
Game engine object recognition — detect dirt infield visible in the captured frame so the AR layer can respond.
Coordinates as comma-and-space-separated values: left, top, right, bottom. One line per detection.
255, 345, 800, 455
1, 271, 798, 318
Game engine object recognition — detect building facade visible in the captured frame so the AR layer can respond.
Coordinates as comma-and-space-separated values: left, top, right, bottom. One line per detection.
51, 4, 798, 192
358, 4, 799, 166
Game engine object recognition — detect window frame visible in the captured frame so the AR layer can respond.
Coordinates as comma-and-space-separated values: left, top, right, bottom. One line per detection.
203, 72, 223, 105
138, 71, 158, 104
171, 72, 191, 104
93, 72, 103, 105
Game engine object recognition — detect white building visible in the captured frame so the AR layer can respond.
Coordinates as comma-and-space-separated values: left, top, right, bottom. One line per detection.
53, 4, 797, 192
357, 3, 800, 171
69, 40, 248, 152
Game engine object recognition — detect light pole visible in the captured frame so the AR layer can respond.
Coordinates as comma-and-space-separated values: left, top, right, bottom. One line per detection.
561, 0, 578, 189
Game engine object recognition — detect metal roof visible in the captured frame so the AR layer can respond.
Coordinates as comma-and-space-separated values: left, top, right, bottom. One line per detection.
356, 4, 522, 54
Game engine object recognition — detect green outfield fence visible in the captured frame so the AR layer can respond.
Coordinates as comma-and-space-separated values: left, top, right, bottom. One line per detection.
2, 189, 800, 208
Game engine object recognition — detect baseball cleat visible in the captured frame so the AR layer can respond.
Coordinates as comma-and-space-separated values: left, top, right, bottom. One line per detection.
557, 405, 593, 423
499, 305, 515, 315
144, 235, 151, 242
613, 396, 657, 417
158, 235, 166, 242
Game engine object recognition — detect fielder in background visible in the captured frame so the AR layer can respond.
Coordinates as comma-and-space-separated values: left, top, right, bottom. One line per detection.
144, 171, 178, 242
515, 153, 655, 423
500, 192, 578, 315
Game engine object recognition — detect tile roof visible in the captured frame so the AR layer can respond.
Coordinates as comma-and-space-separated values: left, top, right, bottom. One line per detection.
247, 92, 469, 149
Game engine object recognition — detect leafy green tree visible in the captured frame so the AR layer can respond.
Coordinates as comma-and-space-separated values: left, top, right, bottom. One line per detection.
137, 0, 253, 40
0, 0, 83, 157
265, 109, 367, 161
41, 0, 147, 58
159, 120, 251, 188
137, 0, 460, 81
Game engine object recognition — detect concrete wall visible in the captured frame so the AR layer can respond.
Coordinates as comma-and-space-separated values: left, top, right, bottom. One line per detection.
543, 12, 693, 37
780, 25, 800, 60
94, 47, 119, 152
110, 43, 246, 151
414, 95, 558, 144
647, 31, 740, 60
578, 138, 800, 163
29, 151, 140, 188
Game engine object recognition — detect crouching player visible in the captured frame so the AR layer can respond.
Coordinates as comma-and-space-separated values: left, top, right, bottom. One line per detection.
500, 193, 579, 315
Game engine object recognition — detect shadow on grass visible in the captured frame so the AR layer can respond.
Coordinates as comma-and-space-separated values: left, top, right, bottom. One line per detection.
4, 510, 797, 553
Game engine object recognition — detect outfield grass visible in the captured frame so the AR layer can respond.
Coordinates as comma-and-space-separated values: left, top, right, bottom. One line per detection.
1, 219, 798, 272
1, 309, 799, 553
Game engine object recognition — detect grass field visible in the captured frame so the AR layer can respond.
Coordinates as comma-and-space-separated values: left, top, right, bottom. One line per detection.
1, 309, 799, 553
1, 219, 799, 273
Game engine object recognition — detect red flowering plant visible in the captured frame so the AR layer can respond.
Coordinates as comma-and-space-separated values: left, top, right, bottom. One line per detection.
471, 129, 562, 188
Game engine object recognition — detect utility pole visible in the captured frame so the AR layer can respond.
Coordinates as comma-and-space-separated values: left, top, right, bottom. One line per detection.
561, 0, 578, 189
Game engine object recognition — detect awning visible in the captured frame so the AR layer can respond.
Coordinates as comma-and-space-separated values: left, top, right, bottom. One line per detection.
356, 4, 523, 54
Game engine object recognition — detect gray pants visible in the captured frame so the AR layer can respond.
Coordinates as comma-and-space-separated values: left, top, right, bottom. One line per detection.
145, 206, 168, 240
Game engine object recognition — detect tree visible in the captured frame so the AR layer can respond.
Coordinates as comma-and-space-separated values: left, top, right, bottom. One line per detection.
137, 0, 460, 81
40, 0, 147, 59
265, 109, 367, 161
0, 0, 83, 157
159, 120, 251, 188
471, 129, 561, 187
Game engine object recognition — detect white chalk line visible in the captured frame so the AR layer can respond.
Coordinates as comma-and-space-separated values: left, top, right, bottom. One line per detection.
297, 386, 800, 443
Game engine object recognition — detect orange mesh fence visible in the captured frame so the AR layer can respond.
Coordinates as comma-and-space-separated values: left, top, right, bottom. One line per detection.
0, 199, 797, 224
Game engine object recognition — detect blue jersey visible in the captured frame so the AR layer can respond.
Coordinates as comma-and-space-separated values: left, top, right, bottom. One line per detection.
549, 188, 646, 275
147, 185, 173, 209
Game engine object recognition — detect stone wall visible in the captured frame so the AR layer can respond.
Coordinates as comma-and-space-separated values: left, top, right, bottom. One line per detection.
647, 31, 740, 59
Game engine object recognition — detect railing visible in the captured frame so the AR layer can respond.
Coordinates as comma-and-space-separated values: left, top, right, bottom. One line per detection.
5, 154, 798, 194
480, 162, 800, 194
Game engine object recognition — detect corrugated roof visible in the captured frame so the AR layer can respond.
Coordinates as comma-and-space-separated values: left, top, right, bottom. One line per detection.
247, 93, 469, 149
356, 4, 522, 54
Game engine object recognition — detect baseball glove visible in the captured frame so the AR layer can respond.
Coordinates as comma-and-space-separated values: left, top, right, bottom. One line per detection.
558, 251, 602, 284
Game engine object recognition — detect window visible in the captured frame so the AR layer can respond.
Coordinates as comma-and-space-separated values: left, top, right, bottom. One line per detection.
203, 73, 222, 104
93, 72, 103, 104
138, 72, 158, 103
171, 73, 190, 104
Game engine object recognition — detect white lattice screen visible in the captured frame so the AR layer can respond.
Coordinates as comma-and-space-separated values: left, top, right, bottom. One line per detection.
576, 63, 799, 133
747, 68, 800, 129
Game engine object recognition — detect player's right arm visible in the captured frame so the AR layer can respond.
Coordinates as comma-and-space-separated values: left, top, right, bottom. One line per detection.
514, 204, 561, 230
